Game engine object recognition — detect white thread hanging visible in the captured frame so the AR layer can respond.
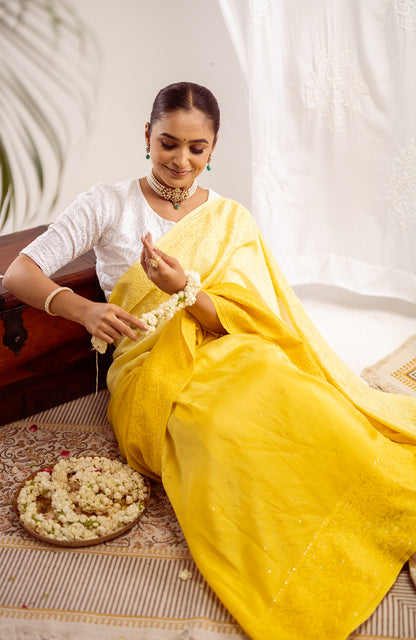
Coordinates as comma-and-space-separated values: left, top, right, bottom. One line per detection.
95, 349, 99, 396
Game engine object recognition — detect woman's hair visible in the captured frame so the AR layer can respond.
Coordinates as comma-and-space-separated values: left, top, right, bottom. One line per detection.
148, 82, 220, 139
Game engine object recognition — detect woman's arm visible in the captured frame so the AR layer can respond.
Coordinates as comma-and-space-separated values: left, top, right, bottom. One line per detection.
3, 254, 147, 345
140, 233, 226, 334
186, 290, 225, 334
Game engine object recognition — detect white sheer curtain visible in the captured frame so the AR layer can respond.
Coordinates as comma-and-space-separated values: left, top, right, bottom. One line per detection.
218, 0, 416, 303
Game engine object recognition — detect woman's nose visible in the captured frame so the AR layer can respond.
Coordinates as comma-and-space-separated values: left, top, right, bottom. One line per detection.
173, 148, 188, 167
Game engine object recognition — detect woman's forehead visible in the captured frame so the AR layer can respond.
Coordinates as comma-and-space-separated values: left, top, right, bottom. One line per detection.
152, 108, 215, 139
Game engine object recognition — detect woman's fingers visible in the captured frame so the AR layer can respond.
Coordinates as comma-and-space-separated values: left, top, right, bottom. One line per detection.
153, 247, 175, 267
141, 233, 161, 276
88, 303, 148, 344
141, 232, 155, 258
109, 309, 149, 341
116, 308, 149, 334
140, 232, 186, 293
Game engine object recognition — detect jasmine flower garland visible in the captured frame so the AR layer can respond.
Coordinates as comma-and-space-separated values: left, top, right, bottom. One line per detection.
16, 456, 148, 541
91, 270, 201, 354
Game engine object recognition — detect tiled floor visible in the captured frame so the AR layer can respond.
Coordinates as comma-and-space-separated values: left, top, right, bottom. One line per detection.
294, 284, 416, 377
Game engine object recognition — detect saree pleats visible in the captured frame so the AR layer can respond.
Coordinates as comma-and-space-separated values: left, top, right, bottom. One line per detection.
106, 197, 416, 640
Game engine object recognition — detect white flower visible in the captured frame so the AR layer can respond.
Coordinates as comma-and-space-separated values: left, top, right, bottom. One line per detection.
178, 569, 193, 581
143, 312, 158, 326
91, 336, 107, 354
91, 271, 201, 352
16, 456, 148, 542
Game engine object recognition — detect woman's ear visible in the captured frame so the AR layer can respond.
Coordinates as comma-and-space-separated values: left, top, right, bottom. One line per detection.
145, 122, 151, 144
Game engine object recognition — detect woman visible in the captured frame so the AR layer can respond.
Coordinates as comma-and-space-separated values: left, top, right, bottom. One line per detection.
4, 82, 416, 640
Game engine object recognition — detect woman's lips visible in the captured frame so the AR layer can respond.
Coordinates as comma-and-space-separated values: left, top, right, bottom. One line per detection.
166, 167, 191, 177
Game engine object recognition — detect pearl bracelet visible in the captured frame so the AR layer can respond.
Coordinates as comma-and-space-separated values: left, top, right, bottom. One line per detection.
44, 286, 73, 316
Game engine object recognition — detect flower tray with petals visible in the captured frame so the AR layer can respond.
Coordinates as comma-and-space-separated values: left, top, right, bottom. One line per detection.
14, 456, 150, 547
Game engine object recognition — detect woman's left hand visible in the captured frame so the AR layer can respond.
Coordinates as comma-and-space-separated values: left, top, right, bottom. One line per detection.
141, 232, 187, 294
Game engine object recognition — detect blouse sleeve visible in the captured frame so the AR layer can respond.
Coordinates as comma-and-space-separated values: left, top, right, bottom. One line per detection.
21, 183, 110, 277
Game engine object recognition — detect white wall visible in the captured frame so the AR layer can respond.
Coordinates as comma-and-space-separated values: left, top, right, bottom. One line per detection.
2, 0, 251, 235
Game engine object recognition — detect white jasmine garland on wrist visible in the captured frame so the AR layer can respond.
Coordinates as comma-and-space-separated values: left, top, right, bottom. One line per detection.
141, 270, 200, 331
91, 270, 201, 354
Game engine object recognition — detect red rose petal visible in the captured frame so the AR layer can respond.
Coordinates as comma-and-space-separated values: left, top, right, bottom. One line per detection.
41, 468, 53, 474
29, 425, 38, 432
61, 451, 70, 457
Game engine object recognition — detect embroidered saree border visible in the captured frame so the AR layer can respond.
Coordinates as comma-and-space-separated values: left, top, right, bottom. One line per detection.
247, 444, 416, 640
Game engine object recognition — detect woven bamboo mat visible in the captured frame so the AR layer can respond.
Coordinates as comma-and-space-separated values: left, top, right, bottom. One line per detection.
1, 390, 416, 639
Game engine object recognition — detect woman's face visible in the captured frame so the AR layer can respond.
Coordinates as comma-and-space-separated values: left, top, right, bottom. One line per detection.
145, 108, 217, 188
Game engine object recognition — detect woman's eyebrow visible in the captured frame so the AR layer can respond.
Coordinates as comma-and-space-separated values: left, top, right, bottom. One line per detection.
159, 132, 209, 144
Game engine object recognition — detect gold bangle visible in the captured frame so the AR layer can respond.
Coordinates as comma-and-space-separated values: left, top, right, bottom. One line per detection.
44, 287, 73, 316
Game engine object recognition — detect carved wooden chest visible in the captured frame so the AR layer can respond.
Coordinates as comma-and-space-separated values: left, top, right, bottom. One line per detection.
0, 226, 111, 425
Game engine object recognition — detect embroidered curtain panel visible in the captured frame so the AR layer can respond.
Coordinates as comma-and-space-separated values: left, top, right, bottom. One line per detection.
218, 0, 416, 302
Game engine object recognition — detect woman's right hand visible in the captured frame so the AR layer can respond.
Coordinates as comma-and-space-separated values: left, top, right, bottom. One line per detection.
4, 254, 148, 346
83, 300, 148, 345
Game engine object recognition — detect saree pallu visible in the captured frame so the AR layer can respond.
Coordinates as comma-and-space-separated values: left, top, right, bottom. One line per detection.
107, 197, 416, 640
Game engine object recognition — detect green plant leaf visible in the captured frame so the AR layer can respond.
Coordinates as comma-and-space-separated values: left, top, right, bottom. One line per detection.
0, 0, 100, 231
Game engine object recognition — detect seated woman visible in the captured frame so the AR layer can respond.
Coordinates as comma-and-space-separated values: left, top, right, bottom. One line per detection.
4, 82, 416, 640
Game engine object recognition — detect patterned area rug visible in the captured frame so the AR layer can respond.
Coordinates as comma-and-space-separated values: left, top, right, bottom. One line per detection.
1, 390, 416, 640
361, 335, 416, 396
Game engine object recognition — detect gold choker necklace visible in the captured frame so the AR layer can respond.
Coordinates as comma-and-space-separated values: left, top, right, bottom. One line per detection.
146, 170, 197, 209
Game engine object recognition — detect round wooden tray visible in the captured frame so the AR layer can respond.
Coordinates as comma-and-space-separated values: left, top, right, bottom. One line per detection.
409, 554, 416, 588
14, 459, 151, 548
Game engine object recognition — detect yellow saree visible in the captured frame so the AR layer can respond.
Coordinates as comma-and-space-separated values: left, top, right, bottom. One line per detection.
107, 197, 416, 640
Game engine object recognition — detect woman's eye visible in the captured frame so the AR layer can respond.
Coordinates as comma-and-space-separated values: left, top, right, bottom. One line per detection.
161, 141, 175, 150
160, 141, 205, 154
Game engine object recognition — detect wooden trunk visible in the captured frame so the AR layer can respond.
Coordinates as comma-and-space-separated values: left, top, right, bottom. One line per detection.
0, 226, 111, 425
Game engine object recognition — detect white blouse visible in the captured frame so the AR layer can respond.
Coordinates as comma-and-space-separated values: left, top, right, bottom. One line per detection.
22, 178, 219, 299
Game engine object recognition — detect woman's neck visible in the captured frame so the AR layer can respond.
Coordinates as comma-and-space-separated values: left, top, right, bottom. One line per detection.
139, 177, 209, 222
